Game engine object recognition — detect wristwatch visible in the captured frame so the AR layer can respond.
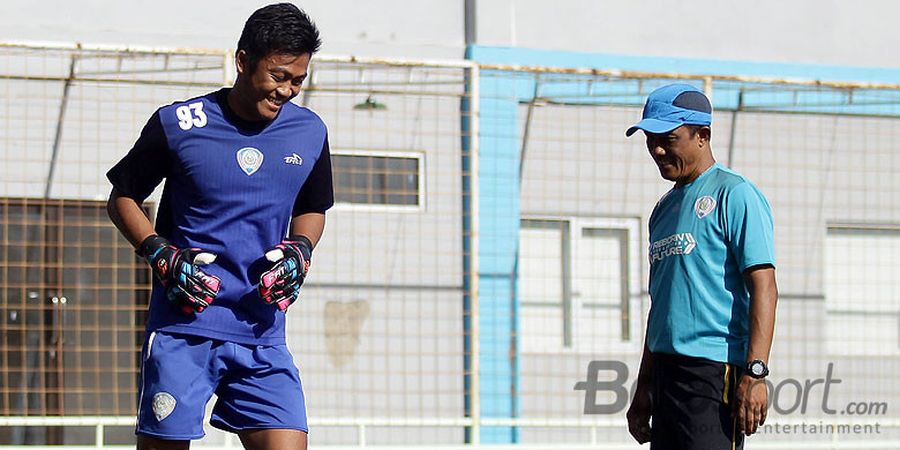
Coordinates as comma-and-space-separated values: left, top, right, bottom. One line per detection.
747, 359, 769, 379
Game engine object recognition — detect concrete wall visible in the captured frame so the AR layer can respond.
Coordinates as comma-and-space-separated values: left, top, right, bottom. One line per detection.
2, 0, 899, 68
0, 0, 465, 59
475, 0, 900, 69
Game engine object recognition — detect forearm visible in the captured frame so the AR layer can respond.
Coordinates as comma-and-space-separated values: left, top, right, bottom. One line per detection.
290, 212, 326, 247
745, 267, 778, 364
636, 342, 654, 387
107, 188, 156, 248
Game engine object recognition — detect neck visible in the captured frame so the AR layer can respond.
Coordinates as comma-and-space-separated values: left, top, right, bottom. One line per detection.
226, 83, 262, 122
675, 155, 716, 187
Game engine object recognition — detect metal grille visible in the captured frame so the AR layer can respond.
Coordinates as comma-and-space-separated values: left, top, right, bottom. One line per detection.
0, 198, 147, 444
332, 153, 422, 206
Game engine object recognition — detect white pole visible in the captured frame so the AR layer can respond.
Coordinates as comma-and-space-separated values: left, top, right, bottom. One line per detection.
467, 61, 481, 446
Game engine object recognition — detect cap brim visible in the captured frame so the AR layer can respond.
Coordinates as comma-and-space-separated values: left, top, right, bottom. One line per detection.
625, 118, 682, 137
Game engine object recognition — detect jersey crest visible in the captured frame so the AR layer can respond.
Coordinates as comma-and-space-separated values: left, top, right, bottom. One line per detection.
694, 195, 717, 219
236, 147, 264, 176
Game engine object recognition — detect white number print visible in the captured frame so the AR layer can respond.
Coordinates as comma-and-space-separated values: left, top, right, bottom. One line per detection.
175, 102, 208, 130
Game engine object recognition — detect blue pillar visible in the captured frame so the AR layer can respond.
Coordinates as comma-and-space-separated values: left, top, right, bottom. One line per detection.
465, 46, 525, 444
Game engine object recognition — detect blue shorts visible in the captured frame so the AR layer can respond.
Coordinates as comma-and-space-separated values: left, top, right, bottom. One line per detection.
136, 331, 308, 440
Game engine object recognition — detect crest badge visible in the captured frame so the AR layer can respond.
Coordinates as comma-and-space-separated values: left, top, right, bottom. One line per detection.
236, 147, 264, 176
695, 195, 717, 219
152, 392, 176, 422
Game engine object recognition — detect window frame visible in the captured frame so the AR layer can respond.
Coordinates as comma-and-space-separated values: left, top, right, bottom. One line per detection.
824, 224, 900, 356
331, 149, 426, 213
518, 215, 643, 354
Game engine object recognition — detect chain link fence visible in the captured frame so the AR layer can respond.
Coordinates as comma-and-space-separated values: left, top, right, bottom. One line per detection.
482, 67, 900, 448
2, 42, 900, 449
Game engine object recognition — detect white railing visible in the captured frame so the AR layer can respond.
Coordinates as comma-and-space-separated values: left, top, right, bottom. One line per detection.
1, 416, 899, 449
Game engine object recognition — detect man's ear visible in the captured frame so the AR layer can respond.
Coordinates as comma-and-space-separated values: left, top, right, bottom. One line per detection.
235, 50, 248, 76
698, 126, 711, 146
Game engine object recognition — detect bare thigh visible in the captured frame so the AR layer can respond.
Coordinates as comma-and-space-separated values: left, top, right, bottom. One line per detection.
137, 435, 190, 450
238, 429, 306, 450
238, 429, 308, 450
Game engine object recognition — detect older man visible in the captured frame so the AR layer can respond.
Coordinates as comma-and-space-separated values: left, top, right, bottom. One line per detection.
625, 84, 778, 450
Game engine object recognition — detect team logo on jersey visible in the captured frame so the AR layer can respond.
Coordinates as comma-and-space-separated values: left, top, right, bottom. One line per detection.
694, 195, 717, 219
152, 392, 176, 422
236, 147, 264, 176
283, 153, 303, 166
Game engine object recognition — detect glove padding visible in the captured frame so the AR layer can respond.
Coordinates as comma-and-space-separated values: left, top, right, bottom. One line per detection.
139, 235, 221, 314
258, 237, 312, 312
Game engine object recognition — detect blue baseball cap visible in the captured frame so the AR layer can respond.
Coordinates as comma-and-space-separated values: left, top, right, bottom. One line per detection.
625, 83, 712, 137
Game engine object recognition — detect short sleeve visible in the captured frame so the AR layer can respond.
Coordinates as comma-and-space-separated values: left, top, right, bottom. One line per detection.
725, 182, 776, 271
106, 111, 171, 203
292, 136, 334, 216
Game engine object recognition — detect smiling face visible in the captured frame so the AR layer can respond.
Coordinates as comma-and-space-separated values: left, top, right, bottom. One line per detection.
230, 51, 311, 122
645, 125, 714, 186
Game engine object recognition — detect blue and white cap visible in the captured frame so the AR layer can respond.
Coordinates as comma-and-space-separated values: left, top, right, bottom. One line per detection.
625, 83, 712, 137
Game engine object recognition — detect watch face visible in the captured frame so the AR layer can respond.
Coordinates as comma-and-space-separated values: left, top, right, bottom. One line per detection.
751, 363, 765, 376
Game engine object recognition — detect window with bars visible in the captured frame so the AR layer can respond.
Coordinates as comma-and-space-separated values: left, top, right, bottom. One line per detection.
0, 199, 147, 444
332, 152, 423, 207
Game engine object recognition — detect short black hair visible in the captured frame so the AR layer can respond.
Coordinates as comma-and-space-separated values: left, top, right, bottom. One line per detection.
237, 3, 321, 70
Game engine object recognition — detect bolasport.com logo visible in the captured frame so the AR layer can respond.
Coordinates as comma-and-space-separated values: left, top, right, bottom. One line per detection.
574, 361, 888, 435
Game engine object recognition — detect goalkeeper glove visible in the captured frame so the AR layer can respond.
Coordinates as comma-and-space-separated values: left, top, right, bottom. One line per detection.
138, 235, 221, 314
258, 236, 312, 312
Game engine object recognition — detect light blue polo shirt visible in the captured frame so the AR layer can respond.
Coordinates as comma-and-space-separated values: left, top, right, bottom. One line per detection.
647, 163, 775, 365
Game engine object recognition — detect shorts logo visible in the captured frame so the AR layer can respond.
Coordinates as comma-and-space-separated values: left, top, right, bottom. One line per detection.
283, 153, 303, 166
695, 195, 717, 219
237, 147, 264, 176
152, 392, 176, 422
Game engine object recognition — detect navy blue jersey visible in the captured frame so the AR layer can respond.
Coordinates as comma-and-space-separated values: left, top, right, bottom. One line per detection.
108, 89, 333, 345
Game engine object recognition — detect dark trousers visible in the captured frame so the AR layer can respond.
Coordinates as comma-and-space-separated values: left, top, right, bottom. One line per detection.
650, 352, 744, 450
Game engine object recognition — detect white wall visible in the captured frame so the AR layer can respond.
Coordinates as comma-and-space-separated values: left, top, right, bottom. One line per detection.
0, 0, 465, 59
476, 0, 900, 68
2, 0, 898, 68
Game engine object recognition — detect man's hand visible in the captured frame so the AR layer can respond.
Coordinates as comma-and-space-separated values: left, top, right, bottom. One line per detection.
258, 237, 312, 311
733, 374, 768, 435
627, 384, 652, 444
139, 235, 221, 314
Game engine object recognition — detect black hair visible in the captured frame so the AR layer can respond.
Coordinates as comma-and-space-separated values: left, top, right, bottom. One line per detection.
237, 3, 321, 70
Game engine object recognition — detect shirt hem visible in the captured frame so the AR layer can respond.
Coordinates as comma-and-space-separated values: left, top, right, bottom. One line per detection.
150, 324, 286, 346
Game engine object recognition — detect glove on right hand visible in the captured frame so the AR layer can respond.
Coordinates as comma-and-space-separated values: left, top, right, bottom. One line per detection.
139, 235, 221, 314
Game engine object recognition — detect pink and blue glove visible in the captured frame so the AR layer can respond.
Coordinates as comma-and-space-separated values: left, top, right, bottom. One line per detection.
258, 236, 312, 312
139, 235, 221, 314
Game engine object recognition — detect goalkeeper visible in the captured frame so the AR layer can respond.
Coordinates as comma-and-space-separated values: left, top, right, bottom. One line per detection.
105, 4, 332, 450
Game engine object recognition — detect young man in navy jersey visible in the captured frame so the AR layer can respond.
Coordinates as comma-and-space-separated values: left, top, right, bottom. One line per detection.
106, 4, 331, 449
624, 84, 778, 449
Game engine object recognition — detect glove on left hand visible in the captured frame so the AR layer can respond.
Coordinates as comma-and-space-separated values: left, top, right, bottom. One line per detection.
258, 236, 312, 312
